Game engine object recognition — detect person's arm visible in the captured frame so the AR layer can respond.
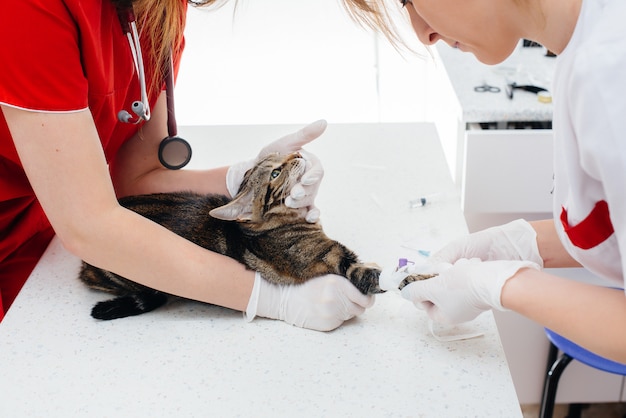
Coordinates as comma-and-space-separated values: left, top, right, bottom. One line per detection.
529, 219, 581, 268
502, 268, 626, 363
112, 93, 325, 223
3, 104, 254, 311
403, 257, 626, 363
111, 92, 231, 197
3, 103, 373, 330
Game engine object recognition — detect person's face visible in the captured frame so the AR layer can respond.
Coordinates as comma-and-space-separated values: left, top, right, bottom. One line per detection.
403, 0, 521, 65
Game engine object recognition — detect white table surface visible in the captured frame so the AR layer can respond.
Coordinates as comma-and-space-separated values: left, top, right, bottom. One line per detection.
0, 123, 521, 417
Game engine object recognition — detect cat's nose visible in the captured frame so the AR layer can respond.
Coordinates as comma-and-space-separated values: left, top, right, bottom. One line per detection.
288, 152, 304, 166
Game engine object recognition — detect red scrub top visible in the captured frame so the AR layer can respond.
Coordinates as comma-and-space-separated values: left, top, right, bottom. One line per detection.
0, 0, 186, 319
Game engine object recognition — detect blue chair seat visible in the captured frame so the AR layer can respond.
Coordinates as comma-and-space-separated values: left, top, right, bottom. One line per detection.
544, 328, 626, 375
540, 328, 626, 418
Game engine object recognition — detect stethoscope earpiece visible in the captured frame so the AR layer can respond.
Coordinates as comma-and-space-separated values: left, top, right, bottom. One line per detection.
131, 101, 145, 116
117, 8, 151, 125
117, 109, 134, 124
117, 102, 148, 124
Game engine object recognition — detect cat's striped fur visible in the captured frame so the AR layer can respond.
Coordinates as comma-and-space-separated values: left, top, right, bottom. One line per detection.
79, 152, 384, 320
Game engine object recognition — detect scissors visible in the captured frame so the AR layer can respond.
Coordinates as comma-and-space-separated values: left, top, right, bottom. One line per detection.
506, 82, 548, 100
474, 83, 501, 93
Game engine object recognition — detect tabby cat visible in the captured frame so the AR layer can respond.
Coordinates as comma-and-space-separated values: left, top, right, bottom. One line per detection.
79, 152, 387, 320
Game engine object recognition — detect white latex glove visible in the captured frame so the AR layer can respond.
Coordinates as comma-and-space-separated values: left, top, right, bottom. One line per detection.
226, 120, 327, 223
246, 272, 375, 332
401, 258, 540, 325
431, 219, 543, 267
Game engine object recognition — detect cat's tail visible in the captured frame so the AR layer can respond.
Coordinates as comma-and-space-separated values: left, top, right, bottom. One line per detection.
91, 291, 168, 320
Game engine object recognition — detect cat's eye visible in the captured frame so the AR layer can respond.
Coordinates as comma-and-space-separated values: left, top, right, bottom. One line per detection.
270, 169, 281, 179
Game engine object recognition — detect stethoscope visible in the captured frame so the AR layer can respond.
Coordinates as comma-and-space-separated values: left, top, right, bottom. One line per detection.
116, 6, 192, 170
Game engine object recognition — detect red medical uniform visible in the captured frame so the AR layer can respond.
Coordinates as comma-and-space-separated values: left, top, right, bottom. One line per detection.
0, 0, 186, 320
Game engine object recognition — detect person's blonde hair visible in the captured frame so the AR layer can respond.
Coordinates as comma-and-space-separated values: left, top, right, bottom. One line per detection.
340, 0, 409, 50
130, 0, 407, 95
129, 0, 227, 95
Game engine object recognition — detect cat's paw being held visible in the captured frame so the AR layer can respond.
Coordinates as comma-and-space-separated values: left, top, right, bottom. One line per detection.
350, 266, 386, 295
398, 274, 437, 290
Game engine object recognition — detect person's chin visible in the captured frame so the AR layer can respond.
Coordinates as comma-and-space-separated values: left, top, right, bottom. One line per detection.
473, 50, 510, 66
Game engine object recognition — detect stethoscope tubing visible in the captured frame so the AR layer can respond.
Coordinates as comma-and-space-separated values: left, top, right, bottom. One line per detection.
118, 7, 151, 123
117, 5, 192, 170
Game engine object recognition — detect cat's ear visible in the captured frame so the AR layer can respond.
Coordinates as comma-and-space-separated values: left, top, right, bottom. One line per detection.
209, 195, 253, 222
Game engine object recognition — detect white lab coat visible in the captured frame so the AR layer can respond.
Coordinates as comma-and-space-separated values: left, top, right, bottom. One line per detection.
552, 0, 626, 284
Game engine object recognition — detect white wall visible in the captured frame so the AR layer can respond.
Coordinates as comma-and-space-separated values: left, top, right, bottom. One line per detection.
175, 0, 433, 125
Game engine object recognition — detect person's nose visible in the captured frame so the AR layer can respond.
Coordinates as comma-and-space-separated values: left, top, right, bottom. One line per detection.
406, 6, 441, 45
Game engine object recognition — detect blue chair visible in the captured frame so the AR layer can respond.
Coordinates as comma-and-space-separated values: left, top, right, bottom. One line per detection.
539, 327, 626, 418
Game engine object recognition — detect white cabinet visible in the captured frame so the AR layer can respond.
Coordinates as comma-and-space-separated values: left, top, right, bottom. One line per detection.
434, 42, 626, 405
462, 129, 553, 231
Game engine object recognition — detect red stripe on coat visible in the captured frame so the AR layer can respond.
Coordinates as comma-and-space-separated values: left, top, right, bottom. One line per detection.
560, 200, 614, 250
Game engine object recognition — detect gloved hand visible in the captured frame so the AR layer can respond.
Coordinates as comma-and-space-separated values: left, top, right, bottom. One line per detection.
431, 219, 543, 267
401, 258, 540, 325
226, 120, 327, 223
246, 272, 375, 331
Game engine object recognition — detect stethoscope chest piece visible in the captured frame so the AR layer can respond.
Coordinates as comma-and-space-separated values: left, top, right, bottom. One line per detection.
158, 136, 192, 170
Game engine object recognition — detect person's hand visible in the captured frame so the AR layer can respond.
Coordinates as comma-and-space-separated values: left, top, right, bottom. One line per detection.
431, 219, 543, 267
401, 258, 540, 325
246, 272, 375, 331
226, 120, 327, 223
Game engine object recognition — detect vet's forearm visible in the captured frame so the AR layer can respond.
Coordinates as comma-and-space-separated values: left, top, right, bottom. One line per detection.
530, 219, 581, 268
502, 268, 626, 363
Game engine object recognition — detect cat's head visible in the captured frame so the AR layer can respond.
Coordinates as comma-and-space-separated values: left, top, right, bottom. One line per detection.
209, 152, 308, 224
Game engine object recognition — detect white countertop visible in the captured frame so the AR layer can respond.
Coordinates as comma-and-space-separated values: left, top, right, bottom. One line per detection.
436, 43, 555, 123
0, 123, 521, 417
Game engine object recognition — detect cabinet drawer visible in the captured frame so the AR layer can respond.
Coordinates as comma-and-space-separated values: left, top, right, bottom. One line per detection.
462, 129, 553, 213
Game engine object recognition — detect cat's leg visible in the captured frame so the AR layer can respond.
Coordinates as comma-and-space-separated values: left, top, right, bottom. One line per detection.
398, 273, 437, 290
346, 266, 438, 294
91, 291, 168, 320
